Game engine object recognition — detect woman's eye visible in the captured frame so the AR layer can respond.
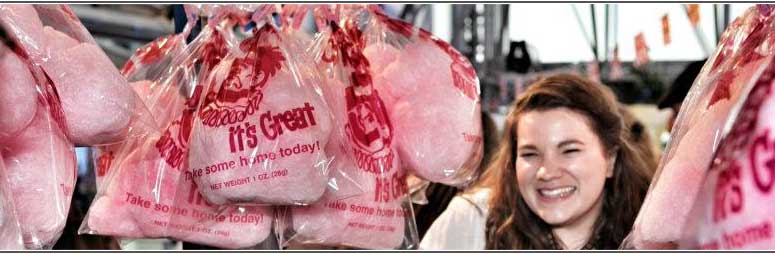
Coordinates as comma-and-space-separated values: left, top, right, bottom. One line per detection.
563, 148, 580, 154
520, 152, 537, 158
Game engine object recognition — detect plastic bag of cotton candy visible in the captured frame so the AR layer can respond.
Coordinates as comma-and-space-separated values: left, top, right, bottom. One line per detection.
0, 38, 77, 249
81, 6, 274, 249
356, 5, 483, 186
187, 5, 334, 206
623, 5, 775, 250
0, 155, 24, 250
280, 7, 419, 249
0, 4, 156, 146
679, 37, 775, 250
91, 8, 195, 188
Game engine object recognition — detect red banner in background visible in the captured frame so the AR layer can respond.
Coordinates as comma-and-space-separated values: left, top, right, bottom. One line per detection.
608, 46, 624, 80
662, 14, 672, 45
686, 4, 700, 27
634, 32, 650, 68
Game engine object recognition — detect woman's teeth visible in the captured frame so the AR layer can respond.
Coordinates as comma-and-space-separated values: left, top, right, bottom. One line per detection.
539, 186, 576, 198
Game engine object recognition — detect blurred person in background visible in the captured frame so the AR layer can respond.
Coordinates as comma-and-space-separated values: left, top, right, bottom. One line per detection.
618, 106, 660, 174
657, 60, 706, 133
420, 74, 653, 250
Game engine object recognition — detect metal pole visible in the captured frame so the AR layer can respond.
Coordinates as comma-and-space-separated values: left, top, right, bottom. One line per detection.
571, 5, 596, 61
723, 4, 730, 32
591, 4, 599, 62
604, 4, 610, 63
714, 4, 721, 44
683, 4, 713, 57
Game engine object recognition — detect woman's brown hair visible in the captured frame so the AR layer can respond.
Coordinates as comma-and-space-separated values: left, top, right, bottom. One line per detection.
483, 74, 654, 249
618, 106, 660, 173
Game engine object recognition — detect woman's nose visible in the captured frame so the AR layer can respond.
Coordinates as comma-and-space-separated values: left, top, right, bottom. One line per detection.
536, 160, 563, 181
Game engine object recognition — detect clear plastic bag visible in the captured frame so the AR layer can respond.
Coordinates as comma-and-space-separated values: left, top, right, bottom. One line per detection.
187, 5, 334, 206
680, 32, 775, 249
0, 36, 37, 142
0, 4, 156, 146
623, 5, 775, 249
360, 6, 483, 186
0, 40, 77, 249
81, 6, 274, 249
0, 155, 24, 250
92, 9, 195, 189
281, 7, 418, 249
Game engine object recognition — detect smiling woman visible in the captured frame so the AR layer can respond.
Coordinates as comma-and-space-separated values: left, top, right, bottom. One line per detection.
483, 74, 654, 249
419, 74, 654, 250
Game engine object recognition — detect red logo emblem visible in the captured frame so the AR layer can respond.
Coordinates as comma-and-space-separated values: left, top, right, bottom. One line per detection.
96, 151, 114, 177
156, 86, 203, 169
199, 32, 284, 128
344, 86, 396, 174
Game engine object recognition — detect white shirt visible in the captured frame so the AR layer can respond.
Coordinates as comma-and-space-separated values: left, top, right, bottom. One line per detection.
419, 188, 491, 250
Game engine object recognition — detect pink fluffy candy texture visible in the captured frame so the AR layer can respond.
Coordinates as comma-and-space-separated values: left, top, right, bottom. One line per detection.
629, 105, 727, 249
0, 156, 24, 250
42, 40, 136, 146
129, 80, 186, 132
291, 142, 408, 249
290, 73, 410, 249
85, 128, 273, 248
0, 5, 45, 58
42, 26, 78, 53
364, 40, 483, 186
188, 56, 333, 206
679, 70, 775, 250
1, 103, 76, 249
627, 57, 768, 249
0, 43, 38, 141
92, 80, 185, 189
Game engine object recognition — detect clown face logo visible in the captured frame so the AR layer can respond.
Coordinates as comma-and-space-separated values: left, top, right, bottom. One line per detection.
198, 45, 284, 128
156, 85, 203, 169
344, 86, 393, 156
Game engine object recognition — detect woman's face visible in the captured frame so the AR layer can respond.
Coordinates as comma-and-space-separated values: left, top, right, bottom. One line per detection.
515, 108, 613, 227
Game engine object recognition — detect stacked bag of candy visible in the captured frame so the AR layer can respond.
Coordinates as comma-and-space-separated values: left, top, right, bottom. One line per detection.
80, 5, 274, 249
361, 5, 483, 186
0, 4, 157, 146
679, 5, 775, 250
623, 4, 775, 249
0, 4, 141, 249
0, 155, 23, 249
186, 5, 334, 206
91, 9, 193, 188
280, 5, 419, 249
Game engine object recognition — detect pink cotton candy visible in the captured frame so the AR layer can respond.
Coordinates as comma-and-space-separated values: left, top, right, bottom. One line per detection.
290, 64, 410, 248
0, 5, 45, 58
42, 26, 78, 53
188, 36, 333, 206
0, 155, 24, 250
32, 5, 95, 45
679, 53, 775, 250
0, 43, 37, 141
1, 103, 76, 249
628, 55, 770, 249
631, 111, 722, 249
291, 136, 408, 249
43, 43, 136, 145
130, 80, 186, 131
365, 38, 482, 186
85, 121, 273, 249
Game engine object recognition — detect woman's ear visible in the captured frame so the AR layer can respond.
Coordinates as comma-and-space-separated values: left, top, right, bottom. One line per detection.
606, 148, 618, 178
